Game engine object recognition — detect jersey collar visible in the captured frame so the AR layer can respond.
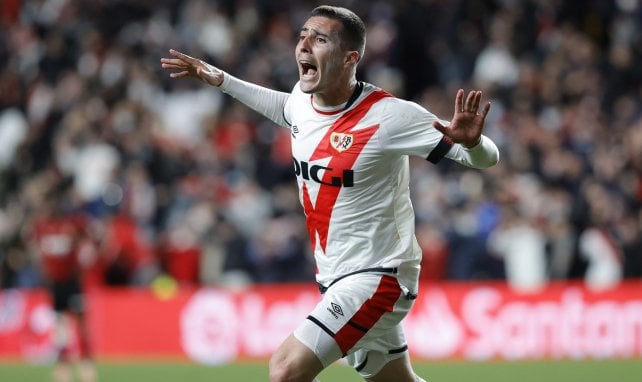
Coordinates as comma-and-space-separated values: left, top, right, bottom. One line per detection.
310, 81, 364, 115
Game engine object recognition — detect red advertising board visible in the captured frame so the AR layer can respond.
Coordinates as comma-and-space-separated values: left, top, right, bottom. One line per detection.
1, 281, 641, 363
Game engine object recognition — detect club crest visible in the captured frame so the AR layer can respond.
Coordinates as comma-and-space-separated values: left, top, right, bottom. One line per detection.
330, 132, 354, 152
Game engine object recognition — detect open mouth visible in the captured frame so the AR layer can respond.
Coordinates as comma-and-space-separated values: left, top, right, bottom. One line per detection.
300, 62, 318, 79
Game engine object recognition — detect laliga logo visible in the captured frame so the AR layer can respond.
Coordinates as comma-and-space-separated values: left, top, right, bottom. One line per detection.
180, 290, 238, 364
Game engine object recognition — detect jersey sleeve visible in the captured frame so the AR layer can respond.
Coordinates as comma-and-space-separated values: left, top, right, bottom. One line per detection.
219, 73, 290, 128
377, 98, 452, 163
282, 84, 298, 128
444, 135, 499, 168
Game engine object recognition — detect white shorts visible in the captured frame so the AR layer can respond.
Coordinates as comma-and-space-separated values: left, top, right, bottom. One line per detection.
293, 272, 414, 379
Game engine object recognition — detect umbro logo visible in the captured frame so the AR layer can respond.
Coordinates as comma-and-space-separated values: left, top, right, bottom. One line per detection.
291, 125, 299, 138
331, 302, 344, 316
327, 302, 344, 319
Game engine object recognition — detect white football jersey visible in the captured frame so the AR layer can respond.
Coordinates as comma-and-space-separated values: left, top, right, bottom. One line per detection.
283, 82, 452, 291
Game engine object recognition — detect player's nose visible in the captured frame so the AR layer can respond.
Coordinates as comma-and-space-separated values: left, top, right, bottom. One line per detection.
297, 36, 312, 53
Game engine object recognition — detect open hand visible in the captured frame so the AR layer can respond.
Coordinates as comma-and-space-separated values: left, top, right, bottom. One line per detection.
160, 49, 224, 87
433, 89, 490, 148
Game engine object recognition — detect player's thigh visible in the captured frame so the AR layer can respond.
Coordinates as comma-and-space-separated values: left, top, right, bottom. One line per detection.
269, 334, 324, 382
364, 352, 422, 382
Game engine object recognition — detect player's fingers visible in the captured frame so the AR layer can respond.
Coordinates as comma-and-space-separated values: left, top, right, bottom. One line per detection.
161, 61, 186, 70
160, 57, 185, 65
472, 91, 482, 112
455, 89, 464, 113
169, 49, 198, 64
479, 101, 491, 121
161, 57, 192, 69
169, 71, 189, 78
464, 90, 476, 112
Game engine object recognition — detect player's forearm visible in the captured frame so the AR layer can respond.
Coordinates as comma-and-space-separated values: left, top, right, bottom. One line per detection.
448, 135, 499, 169
219, 73, 289, 127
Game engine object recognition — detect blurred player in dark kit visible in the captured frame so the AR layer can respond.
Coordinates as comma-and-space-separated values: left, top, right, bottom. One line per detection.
26, 186, 98, 382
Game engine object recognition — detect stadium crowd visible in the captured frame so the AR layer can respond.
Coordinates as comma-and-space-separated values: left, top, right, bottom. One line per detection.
1, 0, 641, 292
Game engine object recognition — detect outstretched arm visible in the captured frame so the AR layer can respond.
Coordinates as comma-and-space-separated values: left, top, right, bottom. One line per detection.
435, 89, 499, 168
160, 49, 290, 127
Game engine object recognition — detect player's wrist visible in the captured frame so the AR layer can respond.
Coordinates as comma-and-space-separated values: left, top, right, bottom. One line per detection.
462, 136, 482, 149
214, 71, 228, 89
214, 72, 224, 87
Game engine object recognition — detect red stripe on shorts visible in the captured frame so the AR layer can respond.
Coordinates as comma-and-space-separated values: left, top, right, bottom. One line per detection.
334, 275, 401, 355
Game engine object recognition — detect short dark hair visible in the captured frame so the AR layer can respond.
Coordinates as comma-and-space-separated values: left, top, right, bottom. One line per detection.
309, 5, 366, 60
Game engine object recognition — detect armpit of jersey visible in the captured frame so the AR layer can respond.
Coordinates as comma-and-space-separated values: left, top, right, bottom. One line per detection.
426, 136, 454, 164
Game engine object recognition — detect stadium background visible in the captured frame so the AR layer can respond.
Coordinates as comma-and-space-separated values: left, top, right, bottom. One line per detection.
1, 0, 641, 380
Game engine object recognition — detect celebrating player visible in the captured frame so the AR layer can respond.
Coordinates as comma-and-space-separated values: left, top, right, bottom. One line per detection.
161, 5, 499, 382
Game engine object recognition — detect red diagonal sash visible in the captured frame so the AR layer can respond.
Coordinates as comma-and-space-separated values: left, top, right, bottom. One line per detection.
302, 90, 391, 254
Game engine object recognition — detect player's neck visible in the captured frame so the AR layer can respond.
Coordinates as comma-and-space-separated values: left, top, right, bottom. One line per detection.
312, 78, 359, 108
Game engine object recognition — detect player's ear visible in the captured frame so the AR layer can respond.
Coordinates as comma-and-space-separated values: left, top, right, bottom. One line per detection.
345, 51, 360, 65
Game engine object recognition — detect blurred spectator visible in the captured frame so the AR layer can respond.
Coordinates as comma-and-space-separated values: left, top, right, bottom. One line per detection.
577, 180, 625, 290
487, 204, 548, 293
579, 226, 624, 290
618, 210, 642, 278
1, 241, 39, 288
243, 215, 313, 283
157, 225, 202, 286
156, 197, 217, 286
100, 212, 156, 286
444, 201, 494, 280
0, 108, 28, 170
416, 222, 449, 280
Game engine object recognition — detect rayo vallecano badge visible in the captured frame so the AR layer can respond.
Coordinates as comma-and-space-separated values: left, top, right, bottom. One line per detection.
330, 132, 354, 152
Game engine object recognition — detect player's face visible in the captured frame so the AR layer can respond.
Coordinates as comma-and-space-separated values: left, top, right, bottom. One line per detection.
296, 16, 348, 95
